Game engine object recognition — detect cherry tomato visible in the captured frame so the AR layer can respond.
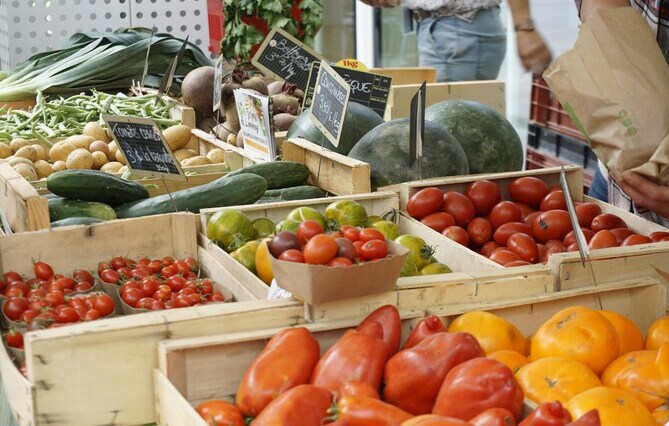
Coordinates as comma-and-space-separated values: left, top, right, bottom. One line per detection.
621, 234, 652, 246
162, 256, 175, 266
590, 213, 627, 232
532, 210, 572, 243
420, 212, 456, 233
33, 261, 54, 280
509, 176, 549, 207
99, 269, 120, 284
588, 230, 619, 250
465, 180, 501, 216
352, 240, 364, 256
55, 306, 80, 323
566, 242, 579, 252
359, 228, 386, 243
21, 309, 40, 324
54, 277, 75, 291
507, 233, 539, 263
359, 239, 388, 261
72, 269, 93, 284
442, 226, 470, 247
6, 330, 23, 349
268, 232, 302, 258
407, 187, 444, 219
296, 220, 324, 245
44, 291, 65, 307
278, 249, 306, 263
493, 222, 533, 246
442, 192, 476, 227
303, 234, 339, 265
139, 278, 158, 298
467, 217, 493, 247
490, 201, 522, 230
110, 256, 128, 270
6, 281, 29, 297
489, 249, 522, 266
539, 190, 567, 211
564, 228, 595, 247
174, 260, 190, 275
196, 400, 245, 426
97, 261, 112, 275
328, 257, 354, 267
93, 294, 114, 316
165, 275, 185, 293
3, 297, 29, 321
153, 289, 172, 302
161, 265, 179, 278
146, 260, 163, 273
575, 202, 602, 228
335, 238, 357, 261
480, 241, 501, 257
4, 272, 23, 284
341, 225, 361, 242
121, 287, 145, 308
136, 297, 155, 310
184, 257, 199, 272
650, 231, 669, 242
73, 281, 93, 293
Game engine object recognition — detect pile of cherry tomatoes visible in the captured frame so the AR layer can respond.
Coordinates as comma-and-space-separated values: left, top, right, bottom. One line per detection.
406, 177, 669, 267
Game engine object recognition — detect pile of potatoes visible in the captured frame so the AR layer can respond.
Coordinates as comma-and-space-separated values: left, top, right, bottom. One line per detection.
1, 123, 227, 182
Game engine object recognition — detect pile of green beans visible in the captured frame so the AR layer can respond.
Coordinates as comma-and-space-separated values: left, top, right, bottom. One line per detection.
0, 91, 180, 146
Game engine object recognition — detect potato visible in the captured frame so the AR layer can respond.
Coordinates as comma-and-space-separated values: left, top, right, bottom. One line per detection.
52, 161, 67, 172
181, 156, 211, 166
9, 138, 29, 153
66, 149, 94, 170
107, 141, 118, 162
100, 162, 123, 174
91, 151, 108, 169
13, 163, 37, 181
206, 148, 225, 164
227, 133, 238, 147
174, 149, 196, 162
32, 144, 48, 161
119, 165, 128, 174
89, 140, 109, 155
115, 149, 127, 165
8, 157, 33, 167
64, 135, 95, 150
14, 145, 38, 162
0, 144, 13, 159
50, 141, 77, 162
83, 122, 110, 142
163, 124, 192, 151
33, 160, 53, 179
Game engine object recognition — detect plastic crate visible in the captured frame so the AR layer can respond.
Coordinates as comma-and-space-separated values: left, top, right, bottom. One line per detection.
207, 0, 223, 55
530, 75, 584, 141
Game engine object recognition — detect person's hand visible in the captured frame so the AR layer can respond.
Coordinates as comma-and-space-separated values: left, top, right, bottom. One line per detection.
357, 0, 399, 7
618, 171, 669, 219
516, 30, 552, 73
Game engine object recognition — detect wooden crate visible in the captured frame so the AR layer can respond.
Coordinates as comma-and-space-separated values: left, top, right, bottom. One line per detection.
385, 80, 505, 121
0, 213, 296, 426
153, 278, 666, 425
369, 67, 437, 85
398, 166, 669, 291
200, 191, 553, 321
0, 162, 49, 232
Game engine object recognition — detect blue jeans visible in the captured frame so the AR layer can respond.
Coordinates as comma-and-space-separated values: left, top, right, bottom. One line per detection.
588, 166, 609, 202
417, 8, 507, 82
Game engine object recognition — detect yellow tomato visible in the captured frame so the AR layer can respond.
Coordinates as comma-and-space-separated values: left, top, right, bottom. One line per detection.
652, 405, 669, 425
601, 350, 657, 388
488, 350, 529, 374
254, 239, 273, 285
616, 343, 669, 411
530, 306, 619, 375
566, 387, 656, 426
516, 357, 601, 404
598, 310, 644, 356
448, 310, 528, 355
646, 316, 669, 350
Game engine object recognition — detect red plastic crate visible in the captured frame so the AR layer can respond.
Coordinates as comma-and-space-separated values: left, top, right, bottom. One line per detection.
530, 75, 585, 141
526, 147, 593, 193
207, 0, 223, 55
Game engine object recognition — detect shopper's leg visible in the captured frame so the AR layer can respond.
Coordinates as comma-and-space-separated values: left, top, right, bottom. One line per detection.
417, 17, 478, 82
473, 8, 507, 80
589, 166, 609, 202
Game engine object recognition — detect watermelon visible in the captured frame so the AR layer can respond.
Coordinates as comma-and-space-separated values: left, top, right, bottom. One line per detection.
285, 102, 384, 155
425, 100, 523, 174
348, 118, 469, 190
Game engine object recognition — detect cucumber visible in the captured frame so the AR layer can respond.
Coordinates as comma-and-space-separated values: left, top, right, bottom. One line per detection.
48, 198, 117, 222
51, 217, 105, 228
256, 185, 327, 204
225, 161, 309, 189
46, 170, 150, 206
115, 173, 267, 219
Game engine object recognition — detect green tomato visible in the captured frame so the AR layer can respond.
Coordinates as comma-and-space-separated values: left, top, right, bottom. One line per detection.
395, 234, 434, 271
369, 220, 401, 240
366, 215, 383, 226
325, 200, 368, 230
286, 207, 326, 229
207, 209, 255, 252
400, 255, 419, 277
419, 263, 452, 275
231, 240, 260, 274
252, 217, 275, 238
274, 219, 300, 234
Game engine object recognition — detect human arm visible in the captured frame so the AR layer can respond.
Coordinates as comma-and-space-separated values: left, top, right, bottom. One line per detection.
577, 0, 630, 22
617, 171, 669, 220
507, 0, 552, 73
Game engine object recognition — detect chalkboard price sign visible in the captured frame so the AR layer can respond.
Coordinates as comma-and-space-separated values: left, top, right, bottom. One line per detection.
102, 114, 185, 181
308, 61, 350, 147
252, 28, 324, 92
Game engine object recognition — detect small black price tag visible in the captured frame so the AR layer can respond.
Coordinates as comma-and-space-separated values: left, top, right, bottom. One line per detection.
308, 61, 351, 148
410, 81, 426, 167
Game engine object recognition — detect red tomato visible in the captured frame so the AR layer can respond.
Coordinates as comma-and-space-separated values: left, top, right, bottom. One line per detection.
516, 202, 536, 220
590, 213, 627, 232
4, 272, 23, 284
507, 233, 539, 263
433, 357, 524, 421
340, 381, 379, 399
383, 332, 485, 415
352, 240, 364, 256
443, 226, 470, 247
540, 190, 567, 211
44, 291, 65, 307
402, 315, 447, 350
567, 410, 600, 425
542, 244, 566, 263
421, 212, 456, 233
650, 231, 669, 242
33, 261, 54, 280
153, 289, 171, 302
73, 281, 92, 293
21, 309, 40, 324
55, 306, 80, 323
506, 260, 532, 267
196, 400, 245, 426
359, 228, 385, 243
532, 210, 572, 243
621, 234, 652, 246
588, 230, 619, 250
279, 249, 306, 263
121, 287, 144, 308
72, 269, 93, 284
609, 228, 635, 245
335, 238, 357, 260
465, 180, 501, 216
236, 328, 321, 417
166, 275, 186, 293
479, 241, 501, 257
160, 265, 179, 278
575, 202, 602, 228
140, 279, 159, 297
359, 239, 388, 261
303, 234, 339, 265
148, 260, 163, 273
110, 256, 128, 270
564, 228, 595, 247
174, 260, 190, 275
296, 220, 324, 245
524, 211, 542, 227
407, 187, 444, 219
93, 294, 115, 317
470, 408, 517, 426
467, 217, 493, 247
493, 222, 533, 246
327, 257, 353, 267
490, 201, 522, 230
5, 281, 29, 297
357, 305, 402, 355
162, 256, 175, 266
341, 225, 361, 242
509, 177, 549, 207
99, 269, 120, 284
489, 249, 522, 266
518, 400, 571, 426
443, 192, 476, 227
252, 385, 332, 426
337, 396, 413, 425
567, 242, 579, 252
6, 329, 24, 349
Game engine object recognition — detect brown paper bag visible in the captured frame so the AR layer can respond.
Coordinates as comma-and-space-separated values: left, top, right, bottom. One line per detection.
543, 7, 669, 184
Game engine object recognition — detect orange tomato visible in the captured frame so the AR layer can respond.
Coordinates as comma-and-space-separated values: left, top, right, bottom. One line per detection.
530, 306, 619, 375
565, 387, 656, 426
448, 310, 528, 355
616, 343, 669, 411
598, 310, 644, 356
601, 350, 657, 387
646, 316, 669, 350
487, 350, 528, 374
652, 405, 669, 425
255, 239, 274, 285
515, 357, 601, 404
